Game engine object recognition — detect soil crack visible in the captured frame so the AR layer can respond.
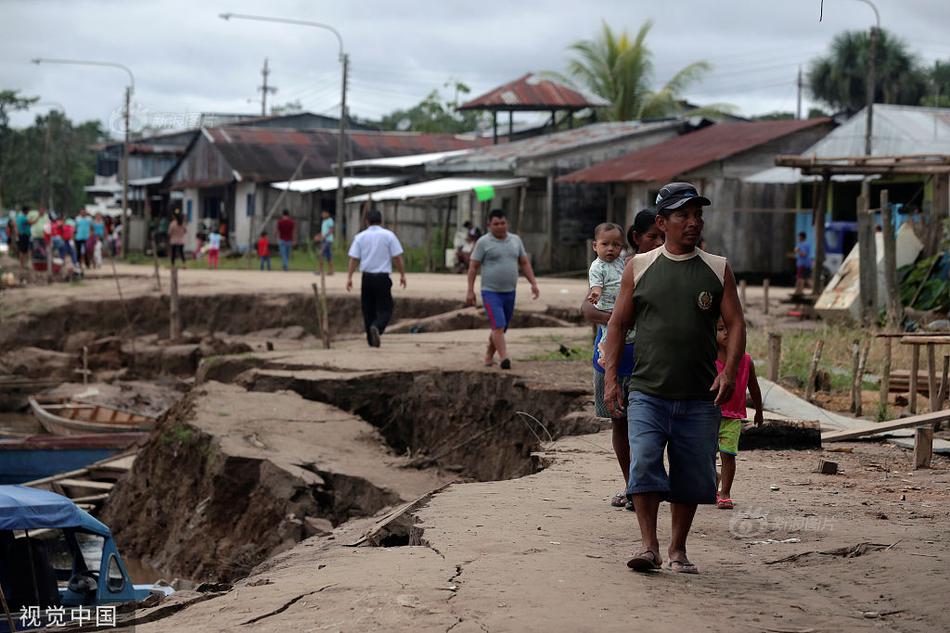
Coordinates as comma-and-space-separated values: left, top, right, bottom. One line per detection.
239, 583, 336, 625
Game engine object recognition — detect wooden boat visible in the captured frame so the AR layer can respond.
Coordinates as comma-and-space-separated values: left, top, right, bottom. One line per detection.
0, 433, 144, 485
29, 397, 159, 435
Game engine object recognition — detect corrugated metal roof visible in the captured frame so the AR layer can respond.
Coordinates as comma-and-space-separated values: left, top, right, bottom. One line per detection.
343, 149, 472, 169
428, 120, 681, 173
347, 177, 527, 203
272, 176, 403, 193
559, 118, 832, 184
744, 105, 950, 183
202, 127, 484, 183
744, 166, 875, 184
785, 104, 950, 157
458, 73, 609, 111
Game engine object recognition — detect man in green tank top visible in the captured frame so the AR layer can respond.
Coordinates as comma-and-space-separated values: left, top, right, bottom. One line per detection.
603, 182, 746, 574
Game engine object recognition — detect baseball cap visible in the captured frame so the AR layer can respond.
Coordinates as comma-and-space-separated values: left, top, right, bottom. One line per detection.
655, 182, 711, 214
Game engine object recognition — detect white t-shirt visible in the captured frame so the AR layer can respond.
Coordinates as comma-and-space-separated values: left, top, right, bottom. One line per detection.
208, 232, 221, 249
348, 225, 403, 273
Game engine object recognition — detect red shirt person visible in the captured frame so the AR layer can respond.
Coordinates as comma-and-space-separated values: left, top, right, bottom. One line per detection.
276, 210, 295, 271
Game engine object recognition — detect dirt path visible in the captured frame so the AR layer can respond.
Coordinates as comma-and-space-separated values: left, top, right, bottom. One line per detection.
133, 426, 950, 633
3, 261, 794, 317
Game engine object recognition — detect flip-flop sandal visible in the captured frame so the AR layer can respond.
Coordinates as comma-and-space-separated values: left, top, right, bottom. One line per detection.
627, 550, 662, 572
610, 492, 626, 507
668, 559, 699, 574
716, 497, 735, 510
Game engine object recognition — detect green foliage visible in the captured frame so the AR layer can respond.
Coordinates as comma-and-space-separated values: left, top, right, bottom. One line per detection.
752, 111, 796, 121
560, 21, 730, 121
376, 81, 486, 133
807, 29, 929, 112
0, 98, 104, 213
270, 100, 304, 116
899, 255, 950, 311
162, 423, 194, 445
920, 60, 950, 107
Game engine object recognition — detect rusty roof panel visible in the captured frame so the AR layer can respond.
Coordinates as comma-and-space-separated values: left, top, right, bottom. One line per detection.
200, 127, 484, 183
559, 118, 833, 184
459, 73, 609, 111
429, 121, 681, 173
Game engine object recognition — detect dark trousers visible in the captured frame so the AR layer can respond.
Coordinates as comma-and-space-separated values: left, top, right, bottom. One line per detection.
170, 244, 185, 266
361, 273, 393, 343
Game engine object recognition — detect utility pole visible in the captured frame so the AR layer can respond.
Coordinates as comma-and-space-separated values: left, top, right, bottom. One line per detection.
336, 53, 348, 220
865, 26, 878, 156
218, 13, 347, 220
796, 65, 803, 120
258, 57, 277, 116
122, 85, 131, 257
45, 114, 53, 213
30, 58, 134, 255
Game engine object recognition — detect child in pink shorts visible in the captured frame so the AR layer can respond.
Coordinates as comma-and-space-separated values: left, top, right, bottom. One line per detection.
715, 317, 763, 509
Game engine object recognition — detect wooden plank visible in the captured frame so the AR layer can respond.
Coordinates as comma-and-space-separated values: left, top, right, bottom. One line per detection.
900, 336, 950, 345
56, 479, 113, 491
875, 332, 950, 338
822, 409, 950, 442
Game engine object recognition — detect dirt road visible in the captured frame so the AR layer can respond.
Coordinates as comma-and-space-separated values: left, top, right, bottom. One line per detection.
135, 422, 950, 633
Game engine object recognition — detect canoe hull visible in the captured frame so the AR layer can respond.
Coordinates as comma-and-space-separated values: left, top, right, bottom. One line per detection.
29, 398, 158, 435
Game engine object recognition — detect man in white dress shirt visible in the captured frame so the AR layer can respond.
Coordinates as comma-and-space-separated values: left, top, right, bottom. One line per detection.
346, 209, 407, 347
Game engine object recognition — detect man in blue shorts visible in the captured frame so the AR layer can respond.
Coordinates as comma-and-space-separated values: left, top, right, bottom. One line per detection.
466, 209, 539, 369
604, 182, 746, 574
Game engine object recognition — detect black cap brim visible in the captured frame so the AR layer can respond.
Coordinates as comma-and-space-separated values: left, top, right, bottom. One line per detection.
658, 195, 711, 212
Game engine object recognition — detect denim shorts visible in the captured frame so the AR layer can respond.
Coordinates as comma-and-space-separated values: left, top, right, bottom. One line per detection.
626, 391, 720, 504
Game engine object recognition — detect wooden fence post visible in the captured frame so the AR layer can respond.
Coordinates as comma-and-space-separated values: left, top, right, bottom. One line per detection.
879, 337, 892, 413
762, 278, 770, 315
319, 271, 330, 350
169, 265, 181, 341
151, 237, 162, 293
805, 339, 824, 402
853, 339, 870, 417
739, 279, 747, 309
914, 426, 934, 469
880, 189, 901, 326
767, 332, 782, 382
849, 340, 861, 413
910, 345, 920, 414
311, 283, 328, 348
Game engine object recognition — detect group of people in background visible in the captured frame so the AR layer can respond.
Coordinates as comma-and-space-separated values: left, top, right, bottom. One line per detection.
164, 208, 335, 273
4, 206, 120, 275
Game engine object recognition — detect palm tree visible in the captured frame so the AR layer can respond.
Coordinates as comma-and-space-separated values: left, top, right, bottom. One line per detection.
563, 21, 721, 121
808, 29, 928, 113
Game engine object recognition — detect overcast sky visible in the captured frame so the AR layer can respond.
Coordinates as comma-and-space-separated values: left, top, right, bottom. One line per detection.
3, 0, 950, 136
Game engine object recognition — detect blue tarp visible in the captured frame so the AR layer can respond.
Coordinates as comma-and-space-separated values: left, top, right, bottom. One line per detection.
0, 485, 110, 536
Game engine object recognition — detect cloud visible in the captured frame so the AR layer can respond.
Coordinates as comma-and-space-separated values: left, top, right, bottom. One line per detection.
3, 0, 949, 131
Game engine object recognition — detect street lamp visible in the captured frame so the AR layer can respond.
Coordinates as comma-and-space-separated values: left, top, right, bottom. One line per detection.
32, 57, 135, 256
219, 12, 348, 230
